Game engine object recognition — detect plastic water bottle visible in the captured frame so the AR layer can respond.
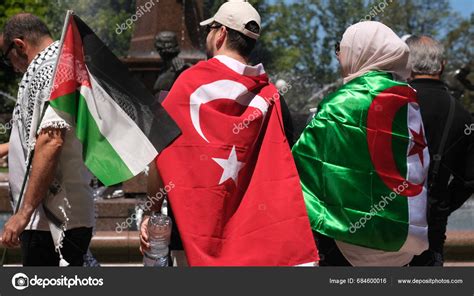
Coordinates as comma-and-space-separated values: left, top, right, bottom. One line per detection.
143, 213, 172, 267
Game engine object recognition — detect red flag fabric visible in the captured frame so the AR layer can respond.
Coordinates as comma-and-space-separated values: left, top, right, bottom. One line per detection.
156, 56, 318, 266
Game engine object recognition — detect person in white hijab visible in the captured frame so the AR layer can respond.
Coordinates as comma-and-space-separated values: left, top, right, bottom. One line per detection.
338, 21, 411, 84
293, 21, 430, 267
335, 22, 427, 267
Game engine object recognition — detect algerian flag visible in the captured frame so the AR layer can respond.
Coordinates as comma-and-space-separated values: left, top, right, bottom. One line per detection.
292, 71, 429, 253
48, 11, 180, 186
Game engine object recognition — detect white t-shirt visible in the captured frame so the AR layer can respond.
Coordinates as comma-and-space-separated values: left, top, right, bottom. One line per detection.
336, 240, 414, 266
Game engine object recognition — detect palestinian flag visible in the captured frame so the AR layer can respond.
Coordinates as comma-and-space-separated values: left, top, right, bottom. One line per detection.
292, 71, 429, 254
48, 11, 180, 186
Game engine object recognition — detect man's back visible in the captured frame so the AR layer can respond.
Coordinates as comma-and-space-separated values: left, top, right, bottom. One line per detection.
9, 41, 94, 232
1, 13, 95, 266
410, 78, 473, 251
154, 55, 318, 266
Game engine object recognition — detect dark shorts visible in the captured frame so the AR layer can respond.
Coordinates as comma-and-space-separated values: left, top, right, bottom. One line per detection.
410, 249, 444, 266
20, 227, 93, 266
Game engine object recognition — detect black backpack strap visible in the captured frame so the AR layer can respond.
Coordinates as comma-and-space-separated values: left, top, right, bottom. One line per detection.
429, 93, 456, 189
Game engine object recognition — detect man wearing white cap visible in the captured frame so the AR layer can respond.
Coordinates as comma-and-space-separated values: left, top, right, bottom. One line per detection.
200, 0, 261, 59
139, 0, 319, 266
196, 0, 294, 143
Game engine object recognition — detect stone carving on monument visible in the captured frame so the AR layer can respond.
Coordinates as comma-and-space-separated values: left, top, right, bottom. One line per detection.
153, 31, 191, 95
123, 0, 206, 92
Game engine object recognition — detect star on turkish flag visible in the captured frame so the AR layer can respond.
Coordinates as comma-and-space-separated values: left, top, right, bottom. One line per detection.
212, 146, 245, 185
408, 126, 427, 166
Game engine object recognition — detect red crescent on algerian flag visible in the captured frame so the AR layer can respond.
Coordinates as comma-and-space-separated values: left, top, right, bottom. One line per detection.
366, 85, 426, 197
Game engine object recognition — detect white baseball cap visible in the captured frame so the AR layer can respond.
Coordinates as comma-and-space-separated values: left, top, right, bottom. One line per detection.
200, 0, 261, 40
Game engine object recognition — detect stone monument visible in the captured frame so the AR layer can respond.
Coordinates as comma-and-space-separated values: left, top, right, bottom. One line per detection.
123, 0, 206, 92
153, 31, 191, 95
122, 0, 206, 194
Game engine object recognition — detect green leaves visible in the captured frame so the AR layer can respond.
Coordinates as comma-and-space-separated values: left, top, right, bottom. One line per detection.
250, 0, 471, 112
0, 0, 136, 143
0, 0, 472, 116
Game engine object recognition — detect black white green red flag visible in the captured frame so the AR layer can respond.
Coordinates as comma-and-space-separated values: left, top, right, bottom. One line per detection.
48, 12, 180, 186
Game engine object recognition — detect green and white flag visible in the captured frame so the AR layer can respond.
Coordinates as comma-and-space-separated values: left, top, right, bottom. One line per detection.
292, 71, 429, 254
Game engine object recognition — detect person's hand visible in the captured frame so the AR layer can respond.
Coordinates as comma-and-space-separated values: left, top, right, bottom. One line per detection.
172, 57, 185, 72
0, 143, 9, 158
1, 213, 29, 248
139, 215, 150, 255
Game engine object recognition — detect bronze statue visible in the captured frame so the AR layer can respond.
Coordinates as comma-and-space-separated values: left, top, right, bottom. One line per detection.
153, 31, 191, 95
446, 62, 474, 100
455, 63, 474, 91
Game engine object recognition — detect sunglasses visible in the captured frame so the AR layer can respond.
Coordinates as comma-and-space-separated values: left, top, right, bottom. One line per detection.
0, 37, 21, 68
335, 41, 341, 56
205, 23, 223, 35
1, 42, 15, 67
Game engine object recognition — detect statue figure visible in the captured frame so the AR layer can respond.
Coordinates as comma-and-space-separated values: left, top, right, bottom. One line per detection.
446, 62, 474, 100
455, 63, 474, 91
153, 31, 191, 95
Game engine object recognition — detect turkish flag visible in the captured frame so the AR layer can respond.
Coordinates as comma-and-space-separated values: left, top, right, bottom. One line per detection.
156, 57, 318, 266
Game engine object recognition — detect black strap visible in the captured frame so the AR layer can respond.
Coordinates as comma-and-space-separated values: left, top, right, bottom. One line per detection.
429, 93, 456, 189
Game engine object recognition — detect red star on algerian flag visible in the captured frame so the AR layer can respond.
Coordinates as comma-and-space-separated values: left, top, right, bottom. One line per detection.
408, 126, 427, 166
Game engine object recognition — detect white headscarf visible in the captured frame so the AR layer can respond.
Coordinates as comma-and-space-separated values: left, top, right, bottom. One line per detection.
339, 21, 411, 84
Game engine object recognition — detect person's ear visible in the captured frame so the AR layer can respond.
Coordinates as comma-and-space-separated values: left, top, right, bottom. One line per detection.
216, 27, 227, 49
440, 60, 446, 76
12, 38, 26, 54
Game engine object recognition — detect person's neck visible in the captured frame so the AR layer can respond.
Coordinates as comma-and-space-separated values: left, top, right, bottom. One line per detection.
412, 74, 441, 81
215, 49, 248, 65
27, 37, 54, 64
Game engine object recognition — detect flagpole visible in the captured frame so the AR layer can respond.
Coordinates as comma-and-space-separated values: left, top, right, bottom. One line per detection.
1, 10, 74, 267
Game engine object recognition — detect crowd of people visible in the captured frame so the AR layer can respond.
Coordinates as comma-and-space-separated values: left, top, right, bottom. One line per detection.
0, 0, 472, 266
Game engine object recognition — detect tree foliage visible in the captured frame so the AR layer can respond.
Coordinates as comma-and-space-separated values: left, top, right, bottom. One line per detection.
0, 0, 136, 142
0, 0, 472, 120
